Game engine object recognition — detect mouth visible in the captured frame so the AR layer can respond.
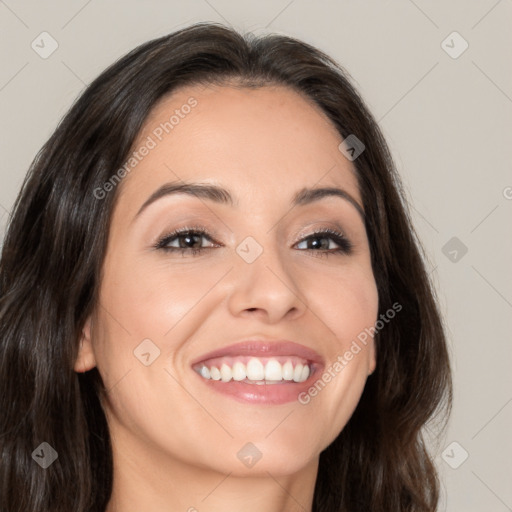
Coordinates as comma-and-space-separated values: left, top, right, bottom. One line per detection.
190, 339, 324, 404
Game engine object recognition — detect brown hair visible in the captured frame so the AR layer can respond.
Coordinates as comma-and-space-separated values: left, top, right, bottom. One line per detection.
0, 22, 452, 511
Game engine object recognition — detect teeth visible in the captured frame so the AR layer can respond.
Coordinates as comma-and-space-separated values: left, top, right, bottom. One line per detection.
264, 359, 282, 380
220, 363, 232, 382
196, 357, 311, 384
293, 364, 304, 382
282, 360, 294, 380
210, 366, 221, 381
199, 366, 210, 379
246, 358, 265, 380
231, 361, 247, 381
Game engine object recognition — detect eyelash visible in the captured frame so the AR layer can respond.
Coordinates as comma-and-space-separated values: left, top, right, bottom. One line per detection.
153, 225, 353, 258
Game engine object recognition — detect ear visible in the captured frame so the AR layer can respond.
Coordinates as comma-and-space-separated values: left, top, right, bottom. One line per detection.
74, 315, 97, 373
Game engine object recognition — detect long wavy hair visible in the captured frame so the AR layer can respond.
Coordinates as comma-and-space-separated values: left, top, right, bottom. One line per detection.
0, 22, 452, 512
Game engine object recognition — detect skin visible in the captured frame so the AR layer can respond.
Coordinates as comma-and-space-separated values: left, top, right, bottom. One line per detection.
75, 83, 378, 512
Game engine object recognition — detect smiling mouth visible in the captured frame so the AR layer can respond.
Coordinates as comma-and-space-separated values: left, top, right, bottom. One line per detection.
189, 338, 324, 404
193, 355, 313, 384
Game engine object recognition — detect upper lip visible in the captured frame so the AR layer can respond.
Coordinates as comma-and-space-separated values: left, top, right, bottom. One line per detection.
191, 339, 325, 367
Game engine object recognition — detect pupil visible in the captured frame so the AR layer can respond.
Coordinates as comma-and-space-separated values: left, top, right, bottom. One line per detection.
182, 234, 199, 248
311, 237, 327, 249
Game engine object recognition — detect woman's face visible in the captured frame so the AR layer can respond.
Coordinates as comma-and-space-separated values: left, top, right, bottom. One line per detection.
76, 83, 378, 477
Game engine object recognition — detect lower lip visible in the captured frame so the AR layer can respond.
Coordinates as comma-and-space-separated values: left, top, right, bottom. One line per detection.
193, 366, 321, 405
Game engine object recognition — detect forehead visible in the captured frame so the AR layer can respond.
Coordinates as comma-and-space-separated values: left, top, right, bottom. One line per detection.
118, 83, 361, 211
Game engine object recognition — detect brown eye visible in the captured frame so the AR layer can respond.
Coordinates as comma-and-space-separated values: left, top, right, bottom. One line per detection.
154, 227, 220, 256
295, 228, 353, 256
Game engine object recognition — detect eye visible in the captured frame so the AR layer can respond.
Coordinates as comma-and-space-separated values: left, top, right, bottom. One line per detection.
154, 226, 220, 256
154, 226, 353, 258
295, 228, 353, 257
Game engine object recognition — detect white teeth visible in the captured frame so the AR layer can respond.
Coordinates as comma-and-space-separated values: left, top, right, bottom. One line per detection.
231, 361, 247, 381
220, 363, 232, 382
293, 363, 304, 382
200, 366, 210, 379
196, 357, 311, 383
246, 358, 265, 380
282, 360, 294, 380
210, 366, 221, 380
264, 359, 282, 380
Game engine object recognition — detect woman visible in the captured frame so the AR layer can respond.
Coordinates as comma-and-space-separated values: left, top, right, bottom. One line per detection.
0, 22, 452, 512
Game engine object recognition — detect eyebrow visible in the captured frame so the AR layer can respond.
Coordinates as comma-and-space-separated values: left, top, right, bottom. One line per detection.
133, 181, 365, 223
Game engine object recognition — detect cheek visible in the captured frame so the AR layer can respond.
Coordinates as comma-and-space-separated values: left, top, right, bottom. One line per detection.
91, 258, 219, 440
305, 262, 379, 344
100, 254, 226, 338
296, 264, 378, 431
93, 255, 236, 389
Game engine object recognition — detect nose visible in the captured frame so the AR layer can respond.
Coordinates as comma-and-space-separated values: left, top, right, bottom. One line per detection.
226, 237, 307, 324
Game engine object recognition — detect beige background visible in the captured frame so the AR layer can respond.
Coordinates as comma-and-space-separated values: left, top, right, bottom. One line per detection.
1, 1, 511, 510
